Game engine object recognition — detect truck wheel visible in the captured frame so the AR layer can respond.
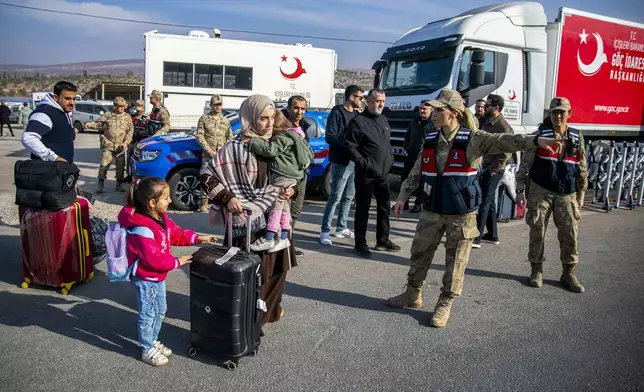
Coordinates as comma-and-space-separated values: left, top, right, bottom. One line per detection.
74, 121, 84, 134
168, 168, 201, 211
320, 167, 331, 199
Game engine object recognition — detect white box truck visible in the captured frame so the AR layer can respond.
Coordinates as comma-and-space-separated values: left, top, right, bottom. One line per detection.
143, 30, 337, 116
371, 2, 644, 170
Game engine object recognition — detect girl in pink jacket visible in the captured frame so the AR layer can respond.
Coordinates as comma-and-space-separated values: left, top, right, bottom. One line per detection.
118, 177, 216, 367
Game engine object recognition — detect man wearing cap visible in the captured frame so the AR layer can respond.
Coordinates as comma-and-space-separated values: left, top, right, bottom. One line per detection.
387, 89, 563, 328
515, 97, 587, 293
124, 99, 149, 183
148, 90, 171, 136
85, 96, 134, 193
196, 94, 232, 212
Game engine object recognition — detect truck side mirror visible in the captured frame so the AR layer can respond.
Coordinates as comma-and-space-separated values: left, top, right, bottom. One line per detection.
471, 49, 487, 63
373, 73, 380, 89
469, 63, 485, 89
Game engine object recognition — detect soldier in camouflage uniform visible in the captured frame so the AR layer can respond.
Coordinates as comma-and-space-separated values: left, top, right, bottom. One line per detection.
125, 99, 149, 182
197, 94, 232, 212
148, 89, 171, 136
387, 90, 563, 328
515, 97, 587, 293
85, 96, 133, 193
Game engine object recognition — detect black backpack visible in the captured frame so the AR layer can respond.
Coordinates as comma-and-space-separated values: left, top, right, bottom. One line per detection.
14, 160, 81, 210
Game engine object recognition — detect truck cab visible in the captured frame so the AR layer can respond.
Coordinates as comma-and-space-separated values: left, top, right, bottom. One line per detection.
373, 2, 548, 171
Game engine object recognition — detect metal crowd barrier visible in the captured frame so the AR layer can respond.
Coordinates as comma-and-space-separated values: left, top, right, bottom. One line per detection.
591, 141, 644, 211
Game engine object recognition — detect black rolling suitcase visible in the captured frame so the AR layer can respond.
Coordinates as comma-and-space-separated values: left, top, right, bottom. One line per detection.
187, 209, 263, 370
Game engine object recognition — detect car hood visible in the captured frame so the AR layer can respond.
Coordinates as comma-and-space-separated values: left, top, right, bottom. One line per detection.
137, 132, 196, 149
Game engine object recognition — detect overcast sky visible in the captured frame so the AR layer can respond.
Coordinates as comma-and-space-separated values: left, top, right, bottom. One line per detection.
0, 0, 642, 69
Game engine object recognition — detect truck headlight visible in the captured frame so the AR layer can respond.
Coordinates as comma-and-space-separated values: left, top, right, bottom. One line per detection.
139, 150, 161, 162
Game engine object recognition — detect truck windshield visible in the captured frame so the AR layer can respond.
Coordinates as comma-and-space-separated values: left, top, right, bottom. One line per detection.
382, 51, 454, 92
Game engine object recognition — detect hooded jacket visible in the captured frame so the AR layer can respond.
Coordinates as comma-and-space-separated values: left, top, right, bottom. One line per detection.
21, 93, 75, 163
117, 205, 198, 282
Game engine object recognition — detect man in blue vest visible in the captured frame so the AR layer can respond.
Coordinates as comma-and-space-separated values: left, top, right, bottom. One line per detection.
515, 97, 587, 293
386, 89, 563, 328
21, 81, 77, 163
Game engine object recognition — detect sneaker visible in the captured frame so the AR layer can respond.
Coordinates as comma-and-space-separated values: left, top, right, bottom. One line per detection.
250, 237, 275, 252
374, 240, 401, 252
320, 232, 333, 245
353, 246, 372, 258
267, 238, 291, 253
481, 233, 499, 245
472, 238, 481, 249
142, 347, 168, 367
153, 340, 172, 357
334, 229, 355, 239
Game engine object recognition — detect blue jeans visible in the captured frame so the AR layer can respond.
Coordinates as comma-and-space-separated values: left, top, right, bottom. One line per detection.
132, 278, 167, 353
321, 161, 356, 233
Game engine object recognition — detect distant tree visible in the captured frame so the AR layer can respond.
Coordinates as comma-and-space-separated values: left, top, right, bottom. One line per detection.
7, 89, 16, 97
36, 72, 40, 78
18, 88, 28, 97
126, 71, 134, 77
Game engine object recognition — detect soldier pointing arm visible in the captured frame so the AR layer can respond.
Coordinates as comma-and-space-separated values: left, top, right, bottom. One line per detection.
388, 89, 563, 329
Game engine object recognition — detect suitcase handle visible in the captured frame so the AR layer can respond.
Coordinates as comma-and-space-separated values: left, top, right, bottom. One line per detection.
226, 207, 253, 251
83, 229, 90, 257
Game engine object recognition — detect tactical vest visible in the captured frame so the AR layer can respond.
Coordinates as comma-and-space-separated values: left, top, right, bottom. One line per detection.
148, 106, 166, 134
529, 127, 581, 194
421, 127, 481, 215
132, 114, 150, 142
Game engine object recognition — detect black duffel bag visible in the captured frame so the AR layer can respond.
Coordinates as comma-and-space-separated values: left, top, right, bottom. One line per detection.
14, 160, 81, 210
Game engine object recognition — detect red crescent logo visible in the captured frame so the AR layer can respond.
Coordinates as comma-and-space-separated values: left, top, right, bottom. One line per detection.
280, 55, 307, 80
508, 90, 516, 100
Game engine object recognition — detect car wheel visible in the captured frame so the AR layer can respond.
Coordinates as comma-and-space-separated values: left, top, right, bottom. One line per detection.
320, 166, 331, 199
74, 121, 84, 134
168, 168, 201, 211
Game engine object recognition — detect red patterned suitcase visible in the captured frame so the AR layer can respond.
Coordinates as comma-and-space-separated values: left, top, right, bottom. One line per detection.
19, 198, 94, 295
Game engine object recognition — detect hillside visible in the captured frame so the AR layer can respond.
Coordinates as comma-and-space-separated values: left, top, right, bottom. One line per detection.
0, 59, 374, 96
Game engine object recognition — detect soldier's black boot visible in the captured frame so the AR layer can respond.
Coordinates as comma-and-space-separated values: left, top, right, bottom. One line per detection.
561, 264, 585, 293
97, 179, 104, 194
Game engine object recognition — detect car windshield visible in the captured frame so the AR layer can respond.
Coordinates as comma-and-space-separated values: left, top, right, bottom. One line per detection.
382, 50, 455, 92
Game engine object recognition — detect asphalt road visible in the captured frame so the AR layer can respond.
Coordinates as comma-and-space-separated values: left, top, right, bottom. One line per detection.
0, 130, 643, 392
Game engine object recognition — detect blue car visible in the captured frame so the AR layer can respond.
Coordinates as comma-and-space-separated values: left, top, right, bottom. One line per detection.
132, 111, 331, 211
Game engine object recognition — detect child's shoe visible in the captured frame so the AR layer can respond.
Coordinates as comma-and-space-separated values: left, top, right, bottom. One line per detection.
267, 238, 291, 253
250, 237, 275, 252
153, 340, 172, 357
142, 347, 169, 367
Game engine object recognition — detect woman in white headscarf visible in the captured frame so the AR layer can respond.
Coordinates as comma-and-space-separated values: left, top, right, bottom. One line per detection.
200, 94, 297, 334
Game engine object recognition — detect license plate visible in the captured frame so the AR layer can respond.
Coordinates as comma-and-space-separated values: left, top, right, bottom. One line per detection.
390, 147, 407, 156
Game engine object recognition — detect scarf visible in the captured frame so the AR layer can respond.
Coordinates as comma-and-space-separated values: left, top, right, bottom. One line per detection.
240, 94, 275, 141
203, 135, 280, 238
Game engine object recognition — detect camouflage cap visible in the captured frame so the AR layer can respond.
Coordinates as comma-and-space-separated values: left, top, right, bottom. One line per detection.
549, 97, 571, 112
428, 89, 465, 112
113, 96, 127, 107
210, 94, 223, 105
150, 89, 163, 99
134, 99, 145, 108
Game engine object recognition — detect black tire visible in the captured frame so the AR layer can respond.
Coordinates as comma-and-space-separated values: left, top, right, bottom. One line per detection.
74, 121, 84, 134
320, 166, 331, 199
186, 346, 197, 357
168, 167, 201, 211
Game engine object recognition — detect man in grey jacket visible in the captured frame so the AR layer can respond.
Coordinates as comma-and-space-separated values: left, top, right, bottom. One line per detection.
472, 94, 514, 248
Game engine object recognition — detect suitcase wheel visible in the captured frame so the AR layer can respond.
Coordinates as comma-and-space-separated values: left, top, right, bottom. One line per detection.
186, 345, 198, 358
61, 288, 69, 295
249, 349, 258, 357
20, 279, 30, 289
84, 272, 95, 283
224, 360, 238, 371
61, 283, 73, 295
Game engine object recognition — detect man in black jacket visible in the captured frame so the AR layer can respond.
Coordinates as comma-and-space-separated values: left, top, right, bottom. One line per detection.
0, 100, 14, 137
319, 85, 363, 245
282, 95, 310, 257
402, 100, 433, 213
346, 89, 400, 258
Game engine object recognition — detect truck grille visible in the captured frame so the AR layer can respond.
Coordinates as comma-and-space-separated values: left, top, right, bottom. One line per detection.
383, 108, 418, 173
